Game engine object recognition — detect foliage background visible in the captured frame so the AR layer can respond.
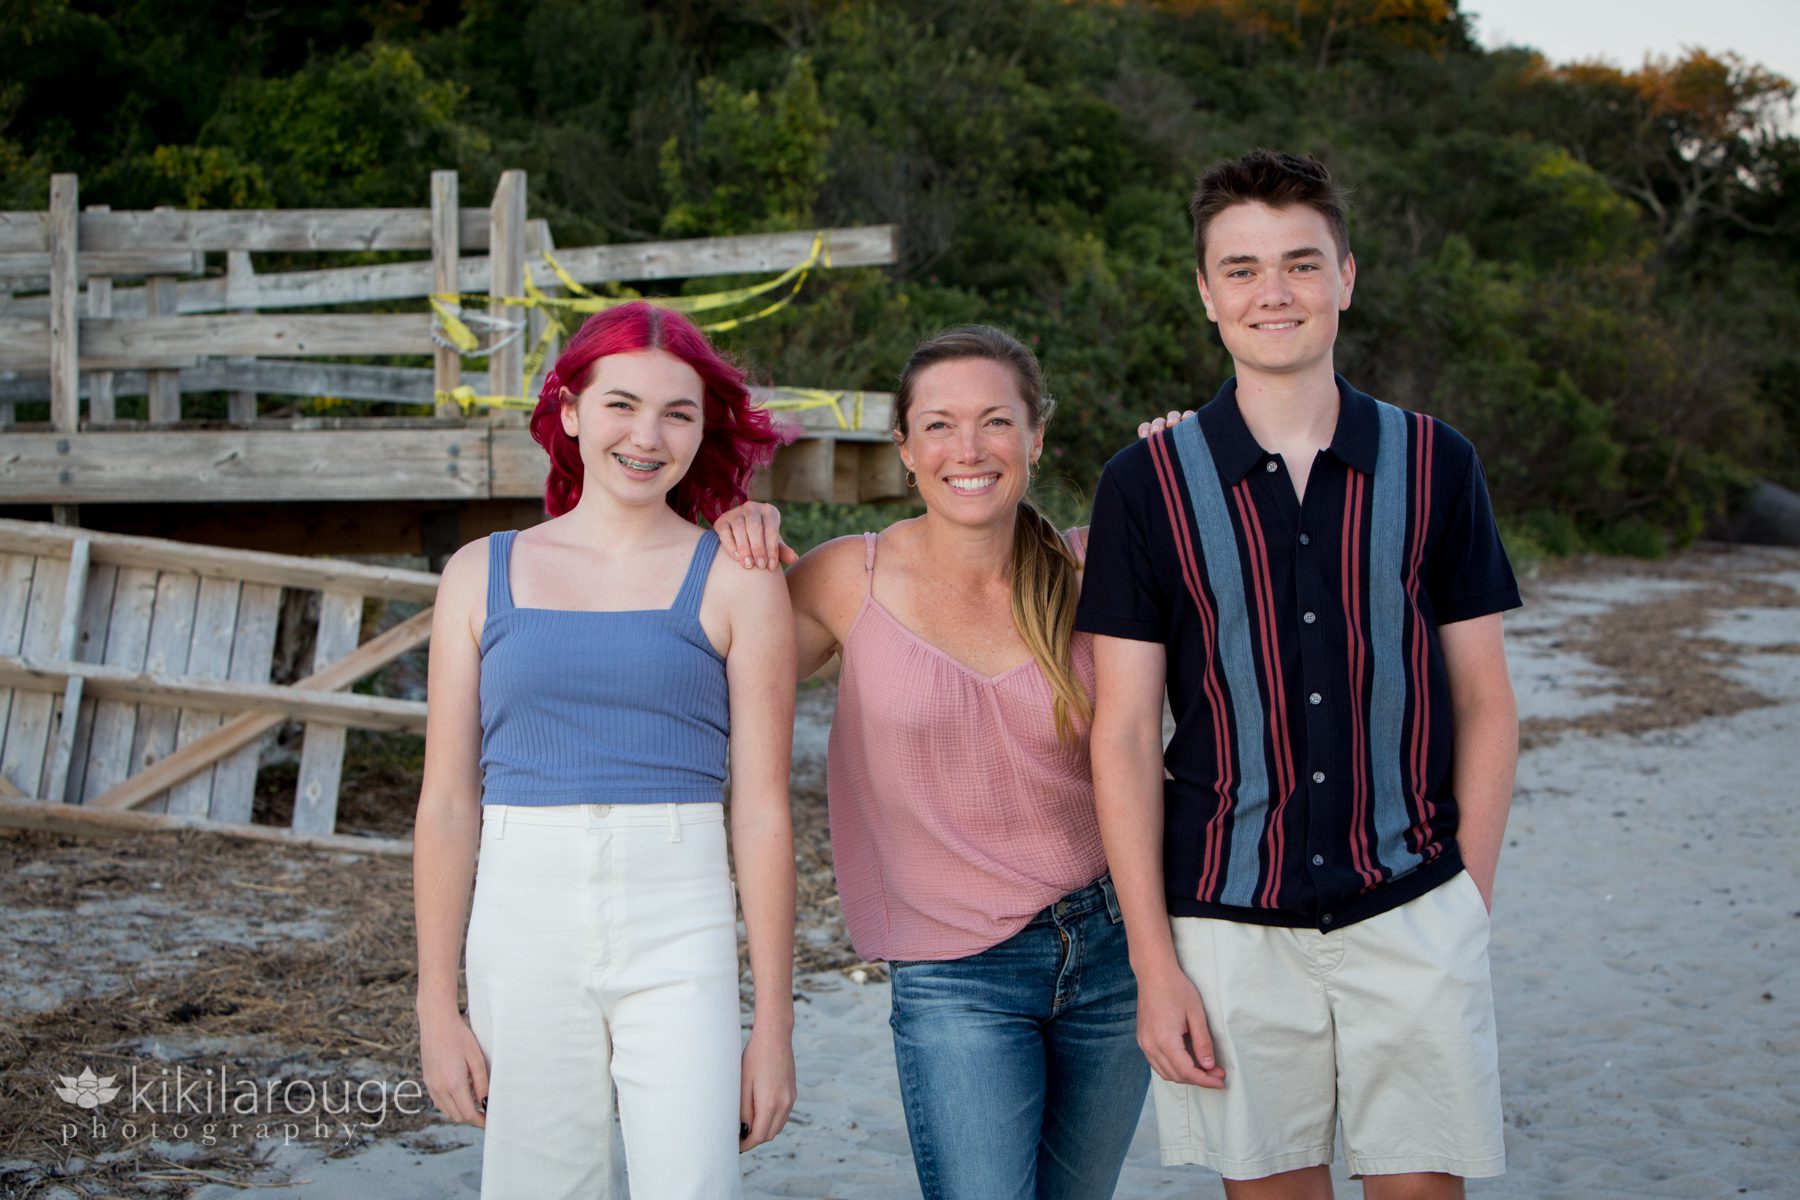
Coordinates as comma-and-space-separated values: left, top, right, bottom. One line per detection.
3, 0, 1796, 554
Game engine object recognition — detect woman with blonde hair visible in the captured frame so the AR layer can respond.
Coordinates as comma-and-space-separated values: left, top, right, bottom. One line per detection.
716, 325, 1151, 1200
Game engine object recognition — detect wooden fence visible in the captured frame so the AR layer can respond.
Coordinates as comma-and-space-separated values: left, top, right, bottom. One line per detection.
0, 518, 433, 852
0, 171, 907, 540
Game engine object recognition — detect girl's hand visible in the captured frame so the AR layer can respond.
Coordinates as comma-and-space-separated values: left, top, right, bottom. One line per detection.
1137, 409, 1196, 438
419, 1008, 490, 1127
738, 1022, 796, 1151
715, 501, 797, 571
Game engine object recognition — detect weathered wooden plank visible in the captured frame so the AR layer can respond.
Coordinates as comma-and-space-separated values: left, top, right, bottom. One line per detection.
90, 605, 434, 811
540, 225, 899, 286
84, 205, 115, 424
0, 361, 434, 405
0, 430, 487, 505
768, 438, 836, 503
0, 553, 39, 787
83, 313, 432, 361
59, 560, 116, 803
38, 537, 87, 803
857, 440, 912, 502
163, 575, 240, 817
77, 565, 159, 805
0, 796, 412, 855
0, 519, 442, 604
0, 251, 204, 278
488, 170, 528, 411
0, 212, 47, 254
0, 653, 425, 730
489, 427, 551, 499
752, 387, 896, 437
295, 597, 365, 841
0, 319, 195, 370
0, 555, 69, 797
48, 176, 79, 432
0, 224, 898, 316
225, 250, 257, 424
432, 170, 461, 416
57, 208, 493, 253
144, 270, 181, 422
130, 570, 199, 812
292, 591, 363, 835
207, 582, 281, 822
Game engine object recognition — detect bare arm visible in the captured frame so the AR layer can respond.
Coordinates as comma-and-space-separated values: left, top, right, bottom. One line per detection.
413, 540, 490, 1126
1440, 612, 1518, 910
718, 564, 799, 1150
1090, 635, 1225, 1089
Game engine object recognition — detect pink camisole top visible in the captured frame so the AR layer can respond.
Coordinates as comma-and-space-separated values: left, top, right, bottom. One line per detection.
826, 531, 1109, 962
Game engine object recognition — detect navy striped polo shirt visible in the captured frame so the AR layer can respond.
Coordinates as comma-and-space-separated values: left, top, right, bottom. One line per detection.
1076, 375, 1521, 931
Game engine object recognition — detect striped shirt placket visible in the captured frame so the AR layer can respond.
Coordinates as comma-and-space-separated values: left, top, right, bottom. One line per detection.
1170, 417, 1272, 909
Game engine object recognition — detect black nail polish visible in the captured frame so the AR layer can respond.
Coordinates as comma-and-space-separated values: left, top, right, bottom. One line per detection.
740, 1122, 750, 1139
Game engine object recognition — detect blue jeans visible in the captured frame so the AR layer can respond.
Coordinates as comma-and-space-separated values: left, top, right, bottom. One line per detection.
888, 876, 1150, 1200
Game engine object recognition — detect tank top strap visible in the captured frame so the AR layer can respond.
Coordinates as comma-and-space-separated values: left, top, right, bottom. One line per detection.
671, 530, 720, 618
1062, 526, 1088, 567
487, 530, 519, 615
862, 531, 878, 592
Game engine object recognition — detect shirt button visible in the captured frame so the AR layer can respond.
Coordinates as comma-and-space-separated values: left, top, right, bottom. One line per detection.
1309, 692, 1322, 705
1265, 460, 1279, 473
1311, 770, 1325, 784
1322, 913, 1334, 926
1312, 854, 1325, 866
1303, 611, 1317, 624
1299, 533, 1310, 545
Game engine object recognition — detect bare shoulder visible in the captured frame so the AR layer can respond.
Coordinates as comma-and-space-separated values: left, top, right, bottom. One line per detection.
705, 547, 793, 612
789, 533, 870, 596
436, 537, 490, 606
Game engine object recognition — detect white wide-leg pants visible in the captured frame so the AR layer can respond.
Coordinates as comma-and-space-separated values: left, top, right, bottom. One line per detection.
466, 802, 743, 1200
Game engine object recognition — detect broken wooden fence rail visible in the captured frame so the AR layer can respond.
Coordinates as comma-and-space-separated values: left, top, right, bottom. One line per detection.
0, 519, 436, 848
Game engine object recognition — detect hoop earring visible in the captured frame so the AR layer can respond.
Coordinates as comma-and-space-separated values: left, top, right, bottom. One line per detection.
905, 470, 918, 489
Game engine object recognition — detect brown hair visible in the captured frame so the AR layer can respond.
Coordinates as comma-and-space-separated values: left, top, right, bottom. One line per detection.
893, 326, 1091, 742
1189, 149, 1351, 274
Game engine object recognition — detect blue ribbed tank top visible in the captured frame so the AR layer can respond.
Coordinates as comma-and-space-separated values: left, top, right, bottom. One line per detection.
477, 529, 729, 806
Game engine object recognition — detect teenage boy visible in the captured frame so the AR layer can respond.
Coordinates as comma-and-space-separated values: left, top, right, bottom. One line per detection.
1078, 149, 1520, 1199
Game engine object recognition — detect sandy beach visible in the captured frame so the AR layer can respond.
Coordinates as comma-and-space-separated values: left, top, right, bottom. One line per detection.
7, 543, 1797, 1198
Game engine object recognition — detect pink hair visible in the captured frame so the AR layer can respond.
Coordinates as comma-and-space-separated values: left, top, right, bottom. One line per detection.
529, 302, 787, 523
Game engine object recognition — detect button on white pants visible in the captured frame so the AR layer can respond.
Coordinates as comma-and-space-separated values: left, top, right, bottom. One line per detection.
466, 802, 743, 1200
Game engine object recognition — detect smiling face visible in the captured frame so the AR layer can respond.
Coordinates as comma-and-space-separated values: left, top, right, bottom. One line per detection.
559, 347, 706, 509
895, 357, 1044, 529
1196, 200, 1356, 386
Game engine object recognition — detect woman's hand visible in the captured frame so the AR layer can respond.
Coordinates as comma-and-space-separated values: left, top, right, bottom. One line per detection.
419, 1006, 490, 1127
738, 1021, 796, 1151
715, 501, 797, 571
1137, 409, 1196, 438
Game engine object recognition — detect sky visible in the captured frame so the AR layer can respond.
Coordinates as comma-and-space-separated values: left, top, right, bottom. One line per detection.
1466, 0, 1800, 89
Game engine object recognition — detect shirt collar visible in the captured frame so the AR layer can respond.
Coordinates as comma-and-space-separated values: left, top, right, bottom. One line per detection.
1195, 374, 1380, 483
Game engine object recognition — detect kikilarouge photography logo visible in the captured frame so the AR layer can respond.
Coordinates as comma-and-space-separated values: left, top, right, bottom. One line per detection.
53, 1062, 427, 1147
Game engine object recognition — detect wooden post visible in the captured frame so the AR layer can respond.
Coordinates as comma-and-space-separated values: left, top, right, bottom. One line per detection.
48, 174, 80, 434
488, 169, 527, 424
145, 208, 181, 423
226, 250, 257, 424
525, 217, 559, 400
430, 170, 462, 418
85, 204, 115, 424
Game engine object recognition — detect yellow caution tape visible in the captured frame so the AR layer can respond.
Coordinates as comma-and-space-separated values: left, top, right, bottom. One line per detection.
428, 233, 838, 413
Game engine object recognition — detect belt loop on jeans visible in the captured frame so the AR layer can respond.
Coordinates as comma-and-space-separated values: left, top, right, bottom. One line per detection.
492, 804, 508, 839
667, 803, 682, 843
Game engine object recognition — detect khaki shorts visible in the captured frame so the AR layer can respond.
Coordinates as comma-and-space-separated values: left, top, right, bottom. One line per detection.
1154, 871, 1505, 1180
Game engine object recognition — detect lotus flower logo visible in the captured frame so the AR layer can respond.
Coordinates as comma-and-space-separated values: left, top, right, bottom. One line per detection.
54, 1066, 121, 1109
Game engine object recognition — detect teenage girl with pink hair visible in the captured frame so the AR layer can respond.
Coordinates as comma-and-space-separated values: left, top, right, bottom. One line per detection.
414, 301, 797, 1199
